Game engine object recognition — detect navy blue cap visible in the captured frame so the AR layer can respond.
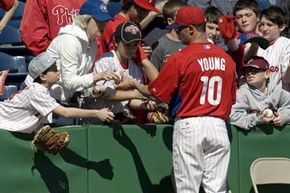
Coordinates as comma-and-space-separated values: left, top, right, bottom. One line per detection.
80, 0, 112, 22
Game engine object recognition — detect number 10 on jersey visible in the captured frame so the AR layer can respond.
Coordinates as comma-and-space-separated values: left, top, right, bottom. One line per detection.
200, 76, 222, 105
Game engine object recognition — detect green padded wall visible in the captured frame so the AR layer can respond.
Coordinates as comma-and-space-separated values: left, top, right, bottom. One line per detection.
1, 124, 290, 193
0, 126, 88, 193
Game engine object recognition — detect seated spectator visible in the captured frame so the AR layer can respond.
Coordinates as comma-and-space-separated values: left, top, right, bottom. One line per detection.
36, 0, 119, 103
0, 52, 115, 133
98, 0, 160, 81
83, 21, 156, 124
230, 56, 290, 130
246, 6, 290, 91
20, 0, 85, 55
150, 0, 186, 72
0, 0, 18, 32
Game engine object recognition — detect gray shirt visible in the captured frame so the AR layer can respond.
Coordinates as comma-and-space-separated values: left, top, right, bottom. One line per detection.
230, 83, 290, 130
150, 35, 185, 72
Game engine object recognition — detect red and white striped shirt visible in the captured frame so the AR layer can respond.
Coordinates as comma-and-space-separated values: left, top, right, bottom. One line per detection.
0, 83, 59, 133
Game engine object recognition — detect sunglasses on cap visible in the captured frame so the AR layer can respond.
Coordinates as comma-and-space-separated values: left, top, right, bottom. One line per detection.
243, 67, 266, 75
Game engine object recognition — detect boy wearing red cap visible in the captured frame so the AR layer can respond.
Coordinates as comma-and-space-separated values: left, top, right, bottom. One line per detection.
97, 0, 159, 81
115, 6, 236, 193
83, 21, 157, 124
230, 56, 290, 130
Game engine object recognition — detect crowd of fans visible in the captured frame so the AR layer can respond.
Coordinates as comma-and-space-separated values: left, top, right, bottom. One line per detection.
0, 0, 289, 130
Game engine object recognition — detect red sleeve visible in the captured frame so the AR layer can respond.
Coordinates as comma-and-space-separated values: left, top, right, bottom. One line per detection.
0, 0, 14, 10
20, 0, 50, 55
148, 55, 180, 103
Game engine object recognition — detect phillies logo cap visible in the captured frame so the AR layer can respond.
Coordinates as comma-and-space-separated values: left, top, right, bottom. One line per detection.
241, 56, 270, 72
133, 0, 159, 12
115, 22, 142, 44
80, 0, 112, 22
168, 6, 206, 29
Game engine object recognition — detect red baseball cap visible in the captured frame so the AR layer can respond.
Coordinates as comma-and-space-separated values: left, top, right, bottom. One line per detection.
241, 56, 270, 73
134, 0, 159, 12
168, 6, 206, 29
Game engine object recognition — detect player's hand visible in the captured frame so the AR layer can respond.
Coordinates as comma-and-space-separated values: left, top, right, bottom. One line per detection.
115, 75, 136, 90
96, 108, 115, 122
272, 112, 286, 127
93, 71, 121, 82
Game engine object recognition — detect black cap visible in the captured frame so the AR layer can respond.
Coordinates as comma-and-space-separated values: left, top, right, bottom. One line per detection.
115, 22, 142, 44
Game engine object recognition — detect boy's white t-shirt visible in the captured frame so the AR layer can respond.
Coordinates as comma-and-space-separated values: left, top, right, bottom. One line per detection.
0, 83, 60, 133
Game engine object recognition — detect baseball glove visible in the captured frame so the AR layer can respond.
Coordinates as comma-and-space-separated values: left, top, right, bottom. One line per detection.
147, 111, 170, 124
32, 125, 70, 154
113, 111, 137, 124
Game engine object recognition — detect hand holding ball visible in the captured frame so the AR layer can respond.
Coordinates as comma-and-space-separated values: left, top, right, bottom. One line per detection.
262, 109, 274, 118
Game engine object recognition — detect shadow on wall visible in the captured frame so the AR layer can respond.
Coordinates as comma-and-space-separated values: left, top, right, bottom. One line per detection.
31, 151, 69, 193
111, 124, 175, 193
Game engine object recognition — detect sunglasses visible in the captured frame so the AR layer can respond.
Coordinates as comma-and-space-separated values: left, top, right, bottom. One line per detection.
243, 67, 265, 75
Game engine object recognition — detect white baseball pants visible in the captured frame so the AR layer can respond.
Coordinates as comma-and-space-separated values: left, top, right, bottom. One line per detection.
173, 116, 230, 193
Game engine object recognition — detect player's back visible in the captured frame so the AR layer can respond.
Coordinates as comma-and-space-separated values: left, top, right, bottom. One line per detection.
173, 42, 236, 119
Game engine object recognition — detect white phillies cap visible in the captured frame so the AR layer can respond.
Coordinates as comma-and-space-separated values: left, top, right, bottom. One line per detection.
28, 52, 56, 80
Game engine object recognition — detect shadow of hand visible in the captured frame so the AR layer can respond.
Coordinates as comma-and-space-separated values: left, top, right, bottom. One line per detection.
88, 159, 114, 180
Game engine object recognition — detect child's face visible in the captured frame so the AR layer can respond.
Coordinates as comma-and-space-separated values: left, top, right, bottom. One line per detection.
244, 67, 269, 88
258, 16, 284, 43
118, 41, 139, 59
235, 8, 258, 33
44, 65, 60, 86
205, 22, 220, 42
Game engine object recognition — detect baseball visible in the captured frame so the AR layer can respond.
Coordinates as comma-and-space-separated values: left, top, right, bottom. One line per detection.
263, 109, 273, 118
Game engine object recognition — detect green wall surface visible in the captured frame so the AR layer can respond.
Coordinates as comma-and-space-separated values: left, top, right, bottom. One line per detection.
1, 124, 290, 193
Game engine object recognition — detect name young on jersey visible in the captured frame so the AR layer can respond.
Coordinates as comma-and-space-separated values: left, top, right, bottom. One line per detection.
198, 57, 226, 72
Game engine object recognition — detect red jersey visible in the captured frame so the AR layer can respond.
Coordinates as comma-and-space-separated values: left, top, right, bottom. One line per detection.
0, 0, 14, 10
20, 0, 85, 55
148, 42, 236, 119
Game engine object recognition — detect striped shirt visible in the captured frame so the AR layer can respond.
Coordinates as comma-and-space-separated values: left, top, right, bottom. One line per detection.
257, 36, 290, 91
0, 83, 60, 133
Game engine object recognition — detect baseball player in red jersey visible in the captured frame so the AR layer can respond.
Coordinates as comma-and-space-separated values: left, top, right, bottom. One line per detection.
115, 6, 236, 193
